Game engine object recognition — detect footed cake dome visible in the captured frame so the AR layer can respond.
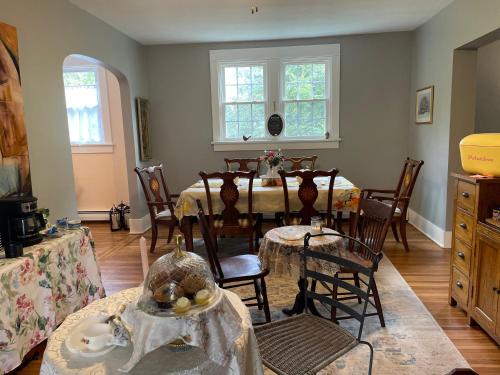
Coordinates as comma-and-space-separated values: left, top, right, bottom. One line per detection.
138, 235, 217, 316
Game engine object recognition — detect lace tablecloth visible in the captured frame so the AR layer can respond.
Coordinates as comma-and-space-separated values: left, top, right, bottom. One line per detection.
258, 226, 342, 279
175, 176, 360, 220
40, 288, 264, 375
0, 228, 105, 373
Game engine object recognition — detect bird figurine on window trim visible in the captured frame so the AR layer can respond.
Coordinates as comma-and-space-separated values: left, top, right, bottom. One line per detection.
243, 135, 252, 141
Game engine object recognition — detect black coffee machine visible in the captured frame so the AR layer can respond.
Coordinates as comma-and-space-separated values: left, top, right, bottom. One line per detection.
0, 196, 44, 249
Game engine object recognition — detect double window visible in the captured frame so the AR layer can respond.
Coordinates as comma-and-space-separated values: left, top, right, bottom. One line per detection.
210, 44, 340, 151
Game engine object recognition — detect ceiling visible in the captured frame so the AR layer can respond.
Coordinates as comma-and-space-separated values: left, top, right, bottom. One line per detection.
69, 0, 454, 45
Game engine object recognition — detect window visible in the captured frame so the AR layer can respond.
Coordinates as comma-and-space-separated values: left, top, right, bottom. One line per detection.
63, 66, 112, 151
210, 45, 340, 151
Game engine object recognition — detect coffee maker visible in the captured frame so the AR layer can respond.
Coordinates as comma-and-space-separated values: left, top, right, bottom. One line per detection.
0, 196, 44, 249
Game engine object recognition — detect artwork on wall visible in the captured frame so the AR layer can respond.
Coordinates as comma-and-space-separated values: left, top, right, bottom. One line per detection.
0, 21, 31, 198
415, 85, 434, 124
135, 97, 152, 161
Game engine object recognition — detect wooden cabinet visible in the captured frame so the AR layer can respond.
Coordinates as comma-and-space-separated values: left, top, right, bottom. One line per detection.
449, 174, 500, 344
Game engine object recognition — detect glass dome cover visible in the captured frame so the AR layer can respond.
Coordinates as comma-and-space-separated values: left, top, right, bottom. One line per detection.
138, 235, 217, 316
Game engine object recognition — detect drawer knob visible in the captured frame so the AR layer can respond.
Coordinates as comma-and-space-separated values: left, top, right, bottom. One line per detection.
494, 287, 498, 292
461, 192, 470, 198
456, 281, 463, 289
459, 222, 467, 230
457, 251, 465, 259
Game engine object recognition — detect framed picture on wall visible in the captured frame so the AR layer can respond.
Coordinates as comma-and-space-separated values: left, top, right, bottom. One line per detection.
135, 97, 152, 161
415, 86, 434, 124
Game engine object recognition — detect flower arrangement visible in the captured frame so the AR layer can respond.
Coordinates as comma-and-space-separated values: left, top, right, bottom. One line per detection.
261, 149, 284, 169
260, 150, 284, 186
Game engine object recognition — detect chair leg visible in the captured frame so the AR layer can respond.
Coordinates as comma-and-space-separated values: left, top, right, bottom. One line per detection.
359, 340, 374, 375
260, 277, 271, 323
167, 222, 175, 243
400, 219, 410, 251
353, 272, 362, 304
254, 280, 263, 310
391, 222, 400, 242
331, 275, 338, 322
150, 222, 158, 253
371, 278, 385, 327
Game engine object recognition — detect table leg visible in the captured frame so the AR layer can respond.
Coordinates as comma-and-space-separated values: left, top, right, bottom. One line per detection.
282, 278, 321, 316
349, 211, 356, 237
336, 212, 345, 235
181, 217, 194, 251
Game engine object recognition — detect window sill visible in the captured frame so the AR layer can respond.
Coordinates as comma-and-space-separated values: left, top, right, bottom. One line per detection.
212, 138, 340, 151
71, 144, 114, 154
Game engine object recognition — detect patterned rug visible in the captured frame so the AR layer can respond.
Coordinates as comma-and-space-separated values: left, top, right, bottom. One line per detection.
192, 238, 470, 374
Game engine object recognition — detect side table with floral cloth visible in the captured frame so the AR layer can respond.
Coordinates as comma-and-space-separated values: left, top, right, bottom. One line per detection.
175, 176, 360, 250
258, 226, 342, 315
0, 228, 105, 373
40, 288, 264, 375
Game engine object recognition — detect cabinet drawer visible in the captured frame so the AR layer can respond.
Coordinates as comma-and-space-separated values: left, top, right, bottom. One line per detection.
451, 267, 469, 308
456, 180, 476, 214
452, 239, 472, 276
455, 210, 474, 245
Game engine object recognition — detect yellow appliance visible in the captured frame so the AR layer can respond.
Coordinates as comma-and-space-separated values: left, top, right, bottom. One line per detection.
460, 133, 500, 177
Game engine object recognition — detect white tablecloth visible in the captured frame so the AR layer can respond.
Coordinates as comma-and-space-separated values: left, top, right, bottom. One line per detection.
40, 288, 264, 375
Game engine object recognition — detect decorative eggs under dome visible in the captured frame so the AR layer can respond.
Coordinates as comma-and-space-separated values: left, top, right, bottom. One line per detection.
138, 235, 217, 316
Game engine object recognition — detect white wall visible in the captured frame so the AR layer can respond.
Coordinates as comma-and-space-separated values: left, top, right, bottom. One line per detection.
409, 0, 500, 233
0, 0, 150, 220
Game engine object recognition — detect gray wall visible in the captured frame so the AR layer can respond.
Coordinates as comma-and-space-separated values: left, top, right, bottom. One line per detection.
144, 32, 412, 195
1, 0, 150, 219
476, 39, 500, 133
409, 0, 500, 231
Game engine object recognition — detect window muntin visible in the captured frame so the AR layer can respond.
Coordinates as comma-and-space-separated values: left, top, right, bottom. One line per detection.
63, 68, 104, 145
222, 65, 266, 139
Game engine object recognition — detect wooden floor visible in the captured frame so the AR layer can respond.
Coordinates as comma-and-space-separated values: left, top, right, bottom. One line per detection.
16, 222, 500, 374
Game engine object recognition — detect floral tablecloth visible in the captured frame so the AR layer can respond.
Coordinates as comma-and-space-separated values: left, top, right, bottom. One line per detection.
0, 228, 105, 373
40, 288, 264, 375
258, 226, 343, 279
174, 176, 360, 220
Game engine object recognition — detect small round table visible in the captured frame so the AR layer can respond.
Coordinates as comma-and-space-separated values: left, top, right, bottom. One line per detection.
258, 226, 343, 315
40, 288, 263, 375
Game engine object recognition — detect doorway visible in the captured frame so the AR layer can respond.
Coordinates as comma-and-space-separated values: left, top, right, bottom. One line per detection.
62, 55, 130, 221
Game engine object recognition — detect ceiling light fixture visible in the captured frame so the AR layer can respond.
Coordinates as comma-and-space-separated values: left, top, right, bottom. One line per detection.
251, 6, 258, 14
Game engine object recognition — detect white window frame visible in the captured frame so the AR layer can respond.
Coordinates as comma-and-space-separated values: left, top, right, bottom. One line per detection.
210, 44, 340, 151
63, 65, 114, 154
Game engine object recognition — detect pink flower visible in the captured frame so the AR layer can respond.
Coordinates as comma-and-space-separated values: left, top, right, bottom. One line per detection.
19, 259, 34, 285
16, 295, 34, 322
29, 330, 44, 347
76, 263, 87, 280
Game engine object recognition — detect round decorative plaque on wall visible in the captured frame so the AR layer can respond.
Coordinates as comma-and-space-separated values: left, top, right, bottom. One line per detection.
267, 114, 284, 136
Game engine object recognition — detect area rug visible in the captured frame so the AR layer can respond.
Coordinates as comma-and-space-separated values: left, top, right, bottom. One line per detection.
193, 239, 470, 375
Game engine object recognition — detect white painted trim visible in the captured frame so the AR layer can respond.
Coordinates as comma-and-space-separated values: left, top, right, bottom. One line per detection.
129, 214, 151, 234
78, 211, 109, 221
212, 138, 340, 151
71, 144, 114, 153
408, 208, 452, 248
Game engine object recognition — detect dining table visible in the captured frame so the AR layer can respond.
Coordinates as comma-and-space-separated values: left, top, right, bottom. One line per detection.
0, 228, 105, 374
174, 176, 360, 251
40, 287, 264, 375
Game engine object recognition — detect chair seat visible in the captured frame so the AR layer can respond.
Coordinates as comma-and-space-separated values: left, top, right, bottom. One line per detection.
254, 314, 357, 375
219, 254, 266, 280
155, 208, 172, 219
338, 247, 374, 268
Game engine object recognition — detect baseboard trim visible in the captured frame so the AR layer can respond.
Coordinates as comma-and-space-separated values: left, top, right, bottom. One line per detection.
408, 209, 452, 248
78, 211, 109, 221
129, 214, 151, 234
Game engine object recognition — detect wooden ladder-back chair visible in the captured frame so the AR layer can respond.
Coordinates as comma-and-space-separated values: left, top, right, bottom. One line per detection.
199, 170, 261, 253
283, 155, 318, 171
197, 200, 271, 323
134, 165, 179, 253
255, 232, 379, 375
328, 190, 398, 327
225, 157, 262, 175
365, 158, 424, 251
279, 169, 339, 228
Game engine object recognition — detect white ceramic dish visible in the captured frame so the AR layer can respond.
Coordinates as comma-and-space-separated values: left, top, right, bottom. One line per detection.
277, 227, 307, 241
65, 316, 116, 357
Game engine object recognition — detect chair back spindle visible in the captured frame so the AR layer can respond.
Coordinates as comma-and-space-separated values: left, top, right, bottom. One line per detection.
225, 158, 261, 175
283, 155, 318, 171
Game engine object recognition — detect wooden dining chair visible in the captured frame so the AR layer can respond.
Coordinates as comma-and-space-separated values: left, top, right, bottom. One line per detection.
364, 158, 424, 251
328, 190, 398, 327
278, 169, 339, 228
199, 170, 262, 253
225, 157, 262, 175
283, 155, 318, 171
197, 200, 271, 323
134, 165, 179, 253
